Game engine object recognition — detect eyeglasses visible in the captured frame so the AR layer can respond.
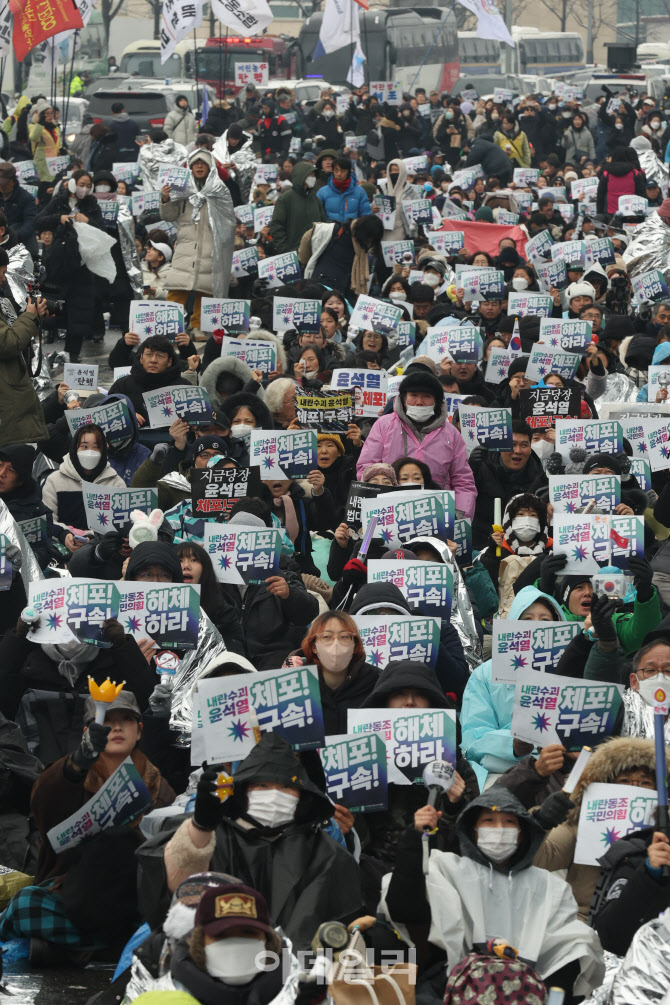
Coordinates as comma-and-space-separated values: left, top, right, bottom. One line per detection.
143, 351, 168, 360
636, 668, 670, 680
316, 632, 355, 644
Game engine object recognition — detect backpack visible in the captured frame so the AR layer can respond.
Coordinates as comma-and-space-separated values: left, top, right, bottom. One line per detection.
444, 952, 547, 1004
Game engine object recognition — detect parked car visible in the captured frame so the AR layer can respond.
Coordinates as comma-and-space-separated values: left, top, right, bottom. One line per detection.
87, 82, 215, 131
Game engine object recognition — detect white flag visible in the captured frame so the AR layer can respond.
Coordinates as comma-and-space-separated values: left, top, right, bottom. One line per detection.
211, 0, 274, 37
160, 0, 204, 65
455, 0, 514, 46
347, 39, 366, 87
314, 0, 360, 58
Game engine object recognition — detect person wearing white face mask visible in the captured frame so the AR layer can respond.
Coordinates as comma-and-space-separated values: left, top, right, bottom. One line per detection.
475, 493, 550, 618
220, 392, 274, 462
162, 732, 364, 952
385, 786, 603, 1000
41, 423, 125, 554
357, 370, 476, 517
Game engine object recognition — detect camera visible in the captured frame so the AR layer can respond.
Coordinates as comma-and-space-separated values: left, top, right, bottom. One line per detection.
402, 251, 414, 264
605, 274, 630, 316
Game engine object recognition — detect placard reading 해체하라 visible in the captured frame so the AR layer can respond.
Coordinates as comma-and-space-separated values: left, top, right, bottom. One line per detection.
129, 300, 185, 341
201, 298, 250, 334
347, 707, 457, 785
320, 733, 388, 813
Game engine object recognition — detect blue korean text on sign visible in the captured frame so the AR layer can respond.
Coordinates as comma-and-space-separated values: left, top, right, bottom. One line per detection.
367, 559, 453, 620
549, 474, 621, 514
321, 734, 388, 812
172, 386, 213, 426
492, 620, 581, 683
609, 514, 645, 571
453, 518, 472, 567
66, 400, 134, 446
393, 710, 457, 783
396, 321, 416, 349
633, 270, 670, 304
18, 516, 48, 547
354, 615, 441, 669
248, 666, 324, 749
67, 581, 120, 647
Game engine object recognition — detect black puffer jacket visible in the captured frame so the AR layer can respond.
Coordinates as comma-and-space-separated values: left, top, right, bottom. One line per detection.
108, 359, 192, 422
469, 447, 545, 549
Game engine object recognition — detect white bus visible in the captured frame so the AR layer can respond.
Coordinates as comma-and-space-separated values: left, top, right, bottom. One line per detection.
508, 28, 586, 76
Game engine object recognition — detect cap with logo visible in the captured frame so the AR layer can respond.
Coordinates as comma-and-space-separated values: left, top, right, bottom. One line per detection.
194, 884, 275, 938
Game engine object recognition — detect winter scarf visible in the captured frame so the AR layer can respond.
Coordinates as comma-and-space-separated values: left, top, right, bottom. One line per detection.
41, 640, 99, 687
501, 493, 549, 556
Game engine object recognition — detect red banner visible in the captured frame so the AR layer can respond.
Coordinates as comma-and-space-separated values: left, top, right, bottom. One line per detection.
10, 0, 83, 62
436, 219, 528, 260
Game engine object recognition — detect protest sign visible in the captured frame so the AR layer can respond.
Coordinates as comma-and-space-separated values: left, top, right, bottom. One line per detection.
536, 259, 569, 294
349, 295, 403, 335
113, 162, 141, 184
497, 210, 519, 225
254, 164, 278, 184
460, 269, 505, 301
232, 246, 259, 276
525, 230, 554, 261
552, 240, 587, 266
254, 205, 274, 232
453, 518, 472, 567
117, 582, 200, 648
618, 195, 648, 216
396, 320, 416, 350
47, 758, 153, 853
201, 298, 250, 334
554, 419, 623, 463
220, 337, 276, 373
272, 298, 321, 333
403, 154, 428, 173
320, 734, 388, 812
0, 536, 11, 590
131, 190, 162, 216
156, 163, 190, 193
234, 204, 254, 226
428, 231, 464, 256
234, 60, 268, 86
361, 490, 455, 547
586, 237, 615, 267
630, 458, 652, 491
520, 387, 581, 429
257, 252, 301, 288
82, 485, 158, 534
632, 270, 670, 304
18, 516, 48, 550
63, 363, 99, 394
609, 514, 645, 570
65, 400, 134, 445
14, 160, 37, 181
345, 481, 396, 535
642, 418, 670, 471
142, 385, 213, 428
539, 318, 593, 354
452, 165, 484, 188
403, 199, 433, 225
491, 620, 582, 683
97, 197, 120, 224
543, 186, 567, 203
249, 429, 316, 479
511, 671, 623, 750
459, 406, 513, 455
191, 466, 259, 520
367, 559, 453, 620
484, 347, 512, 384
425, 325, 482, 364
27, 580, 76, 643
369, 81, 401, 104
574, 782, 658, 866
295, 388, 355, 431
647, 366, 670, 404
507, 293, 553, 317
331, 369, 388, 418
203, 524, 282, 584
493, 87, 514, 104
548, 474, 621, 514
347, 707, 457, 785
513, 167, 540, 186
66, 581, 120, 646
381, 240, 414, 267
193, 666, 324, 763
571, 177, 599, 201
354, 615, 441, 669
129, 300, 184, 341
553, 514, 610, 573
525, 345, 579, 382
46, 154, 71, 177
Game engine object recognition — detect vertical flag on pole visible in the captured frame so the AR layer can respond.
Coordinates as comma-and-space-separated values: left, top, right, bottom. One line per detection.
160, 0, 204, 65
314, 0, 360, 58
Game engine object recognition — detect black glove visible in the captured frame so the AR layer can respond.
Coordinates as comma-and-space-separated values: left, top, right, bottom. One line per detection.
193, 763, 224, 832
71, 721, 111, 772
533, 790, 575, 831
589, 594, 619, 645
252, 277, 271, 296
545, 452, 565, 475
96, 531, 125, 564
468, 446, 488, 466
150, 442, 169, 465
539, 552, 568, 596
629, 555, 654, 603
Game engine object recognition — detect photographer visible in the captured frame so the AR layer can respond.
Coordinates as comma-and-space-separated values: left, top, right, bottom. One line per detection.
605, 266, 632, 316
0, 247, 49, 447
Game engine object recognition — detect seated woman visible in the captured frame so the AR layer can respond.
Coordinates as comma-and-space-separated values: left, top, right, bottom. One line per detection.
384, 786, 603, 1003
391, 455, 436, 488
0, 690, 174, 961
460, 585, 565, 775
475, 492, 552, 618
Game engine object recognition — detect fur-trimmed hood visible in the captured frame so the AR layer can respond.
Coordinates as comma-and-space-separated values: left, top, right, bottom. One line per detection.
247, 328, 287, 371
566, 736, 663, 825
199, 355, 267, 411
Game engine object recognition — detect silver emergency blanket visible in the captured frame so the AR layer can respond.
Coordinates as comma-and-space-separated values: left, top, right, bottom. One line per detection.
621, 687, 670, 743
596, 373, 641, 404
638, 150, 669, 198
405, 535, 482, 669
137, 137, 189, 193
118, 200, 143, 298
213, 128, 257, 202
0, 498, 42, 590
585, 911, 670, 1005
6, 241, 34, 309
184, 166, 236, 299
31, 341, 53, 400
168, 609, 228, 744
622, 210, 670, 282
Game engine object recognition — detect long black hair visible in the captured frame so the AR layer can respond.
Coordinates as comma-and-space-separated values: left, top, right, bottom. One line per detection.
176, 541, 221, 618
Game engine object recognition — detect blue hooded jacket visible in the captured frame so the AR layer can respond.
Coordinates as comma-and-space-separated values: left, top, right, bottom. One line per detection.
317, 174, 371, 223
95, 392, 150, 485
461, 585, 565, 777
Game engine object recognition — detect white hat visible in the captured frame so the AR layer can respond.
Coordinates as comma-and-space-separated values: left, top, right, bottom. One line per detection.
147, 240, 172, 262
566, 281, 596, 301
